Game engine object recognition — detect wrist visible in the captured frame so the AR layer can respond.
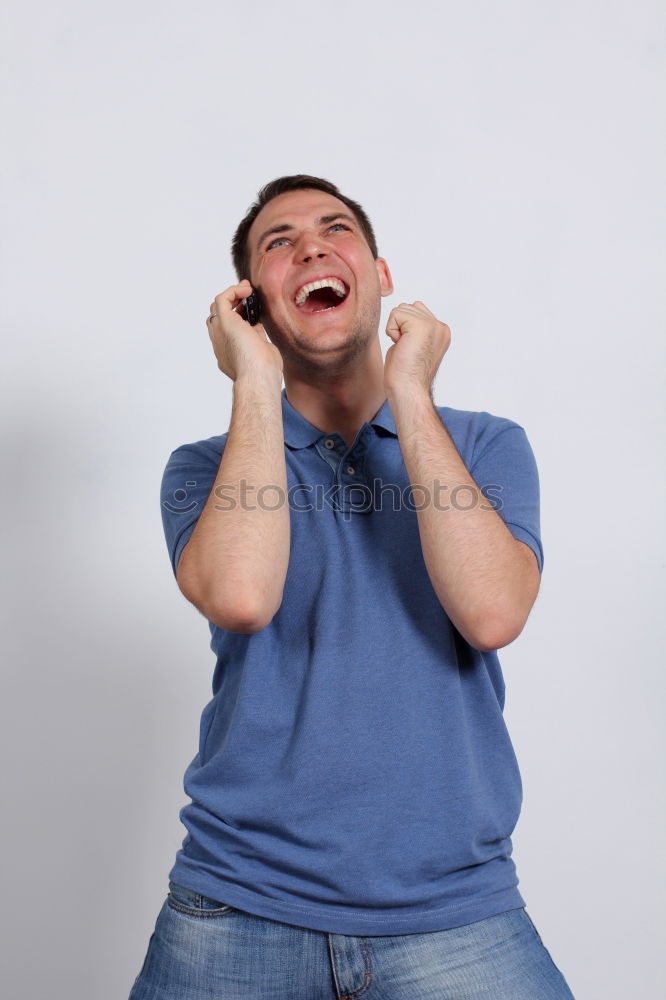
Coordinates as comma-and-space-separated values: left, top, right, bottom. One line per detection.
385, 379, 434, 410
234, 366, 283, 391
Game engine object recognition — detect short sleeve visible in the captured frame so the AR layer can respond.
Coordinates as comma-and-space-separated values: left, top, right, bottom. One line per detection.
160, 439, 226, 578
469, 424, 544, 574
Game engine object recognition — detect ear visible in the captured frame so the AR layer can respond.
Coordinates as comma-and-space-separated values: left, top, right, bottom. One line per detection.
375, 257, 394, 297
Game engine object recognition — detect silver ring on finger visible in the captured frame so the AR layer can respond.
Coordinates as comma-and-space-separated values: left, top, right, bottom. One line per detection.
207, 313, 217, 323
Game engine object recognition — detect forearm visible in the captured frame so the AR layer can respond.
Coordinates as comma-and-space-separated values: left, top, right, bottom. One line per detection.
387, 385, 539, 650
178, 367, 290, 631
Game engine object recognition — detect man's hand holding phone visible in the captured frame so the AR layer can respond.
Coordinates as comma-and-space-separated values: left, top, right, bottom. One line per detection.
207, 279, 283, 382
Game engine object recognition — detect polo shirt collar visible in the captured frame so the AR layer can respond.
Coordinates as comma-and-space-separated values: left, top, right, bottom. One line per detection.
281, 388, 397, 449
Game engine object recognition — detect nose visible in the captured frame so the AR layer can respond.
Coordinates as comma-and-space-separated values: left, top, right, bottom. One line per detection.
296, 229, 327, 263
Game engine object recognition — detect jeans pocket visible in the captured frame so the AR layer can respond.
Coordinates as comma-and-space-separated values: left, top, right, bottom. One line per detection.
167, 880, 235, 918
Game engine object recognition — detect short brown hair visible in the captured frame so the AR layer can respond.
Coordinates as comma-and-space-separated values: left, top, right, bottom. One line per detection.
231, 174, 379, 281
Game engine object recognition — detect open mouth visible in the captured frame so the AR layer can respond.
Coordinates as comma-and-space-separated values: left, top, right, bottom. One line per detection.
294, 277, 350, 314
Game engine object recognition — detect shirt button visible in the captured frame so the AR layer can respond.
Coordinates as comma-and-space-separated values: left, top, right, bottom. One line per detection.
346, 465, 356, 475
324, 438, 335, 449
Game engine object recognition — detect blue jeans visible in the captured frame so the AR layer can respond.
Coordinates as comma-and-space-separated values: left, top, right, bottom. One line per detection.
128, 880, 575, 999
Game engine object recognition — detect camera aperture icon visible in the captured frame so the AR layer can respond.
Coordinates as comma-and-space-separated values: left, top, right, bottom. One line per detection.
162, 481, 199, 514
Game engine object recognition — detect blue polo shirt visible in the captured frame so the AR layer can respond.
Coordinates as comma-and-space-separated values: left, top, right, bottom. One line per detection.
159, 387, 543, 935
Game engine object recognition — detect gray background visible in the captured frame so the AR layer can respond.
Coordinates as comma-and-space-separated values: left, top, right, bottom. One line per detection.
2, 1, 664, 997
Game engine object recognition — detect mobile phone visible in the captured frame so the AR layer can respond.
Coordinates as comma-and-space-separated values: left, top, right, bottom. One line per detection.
243, 291, 261, 326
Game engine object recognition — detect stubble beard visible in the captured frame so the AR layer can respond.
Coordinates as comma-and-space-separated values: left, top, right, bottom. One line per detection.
265, 297, 381, 383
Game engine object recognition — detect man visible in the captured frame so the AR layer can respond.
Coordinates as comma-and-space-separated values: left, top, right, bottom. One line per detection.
129, 175, 575, 998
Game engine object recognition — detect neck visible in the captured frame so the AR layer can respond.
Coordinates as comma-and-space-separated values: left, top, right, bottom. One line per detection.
283, 336, 387, 448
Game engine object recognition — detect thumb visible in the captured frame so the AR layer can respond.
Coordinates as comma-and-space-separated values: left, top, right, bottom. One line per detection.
385, 309, 402, 341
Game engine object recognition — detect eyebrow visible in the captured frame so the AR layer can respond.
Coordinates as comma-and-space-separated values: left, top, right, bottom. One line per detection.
255, 213, 358, 253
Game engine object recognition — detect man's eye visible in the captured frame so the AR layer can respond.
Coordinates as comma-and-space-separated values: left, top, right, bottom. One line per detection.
267, 237, 289, 250
266, 224, 349, 251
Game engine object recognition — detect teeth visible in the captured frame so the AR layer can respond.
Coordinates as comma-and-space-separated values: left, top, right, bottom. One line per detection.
295, 278, 347, 307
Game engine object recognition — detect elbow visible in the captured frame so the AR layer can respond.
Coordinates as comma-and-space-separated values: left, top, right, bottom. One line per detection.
206, 598, 277, 634
459, 608, 529, 653
472, 622, 524, 653
177, 563, 280, 633
465, 575, 540, 651
178, 578, 276, 634
205, 590, 283, 634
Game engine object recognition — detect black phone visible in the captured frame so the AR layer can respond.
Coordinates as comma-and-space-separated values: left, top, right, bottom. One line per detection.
243, 291, 261, 326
